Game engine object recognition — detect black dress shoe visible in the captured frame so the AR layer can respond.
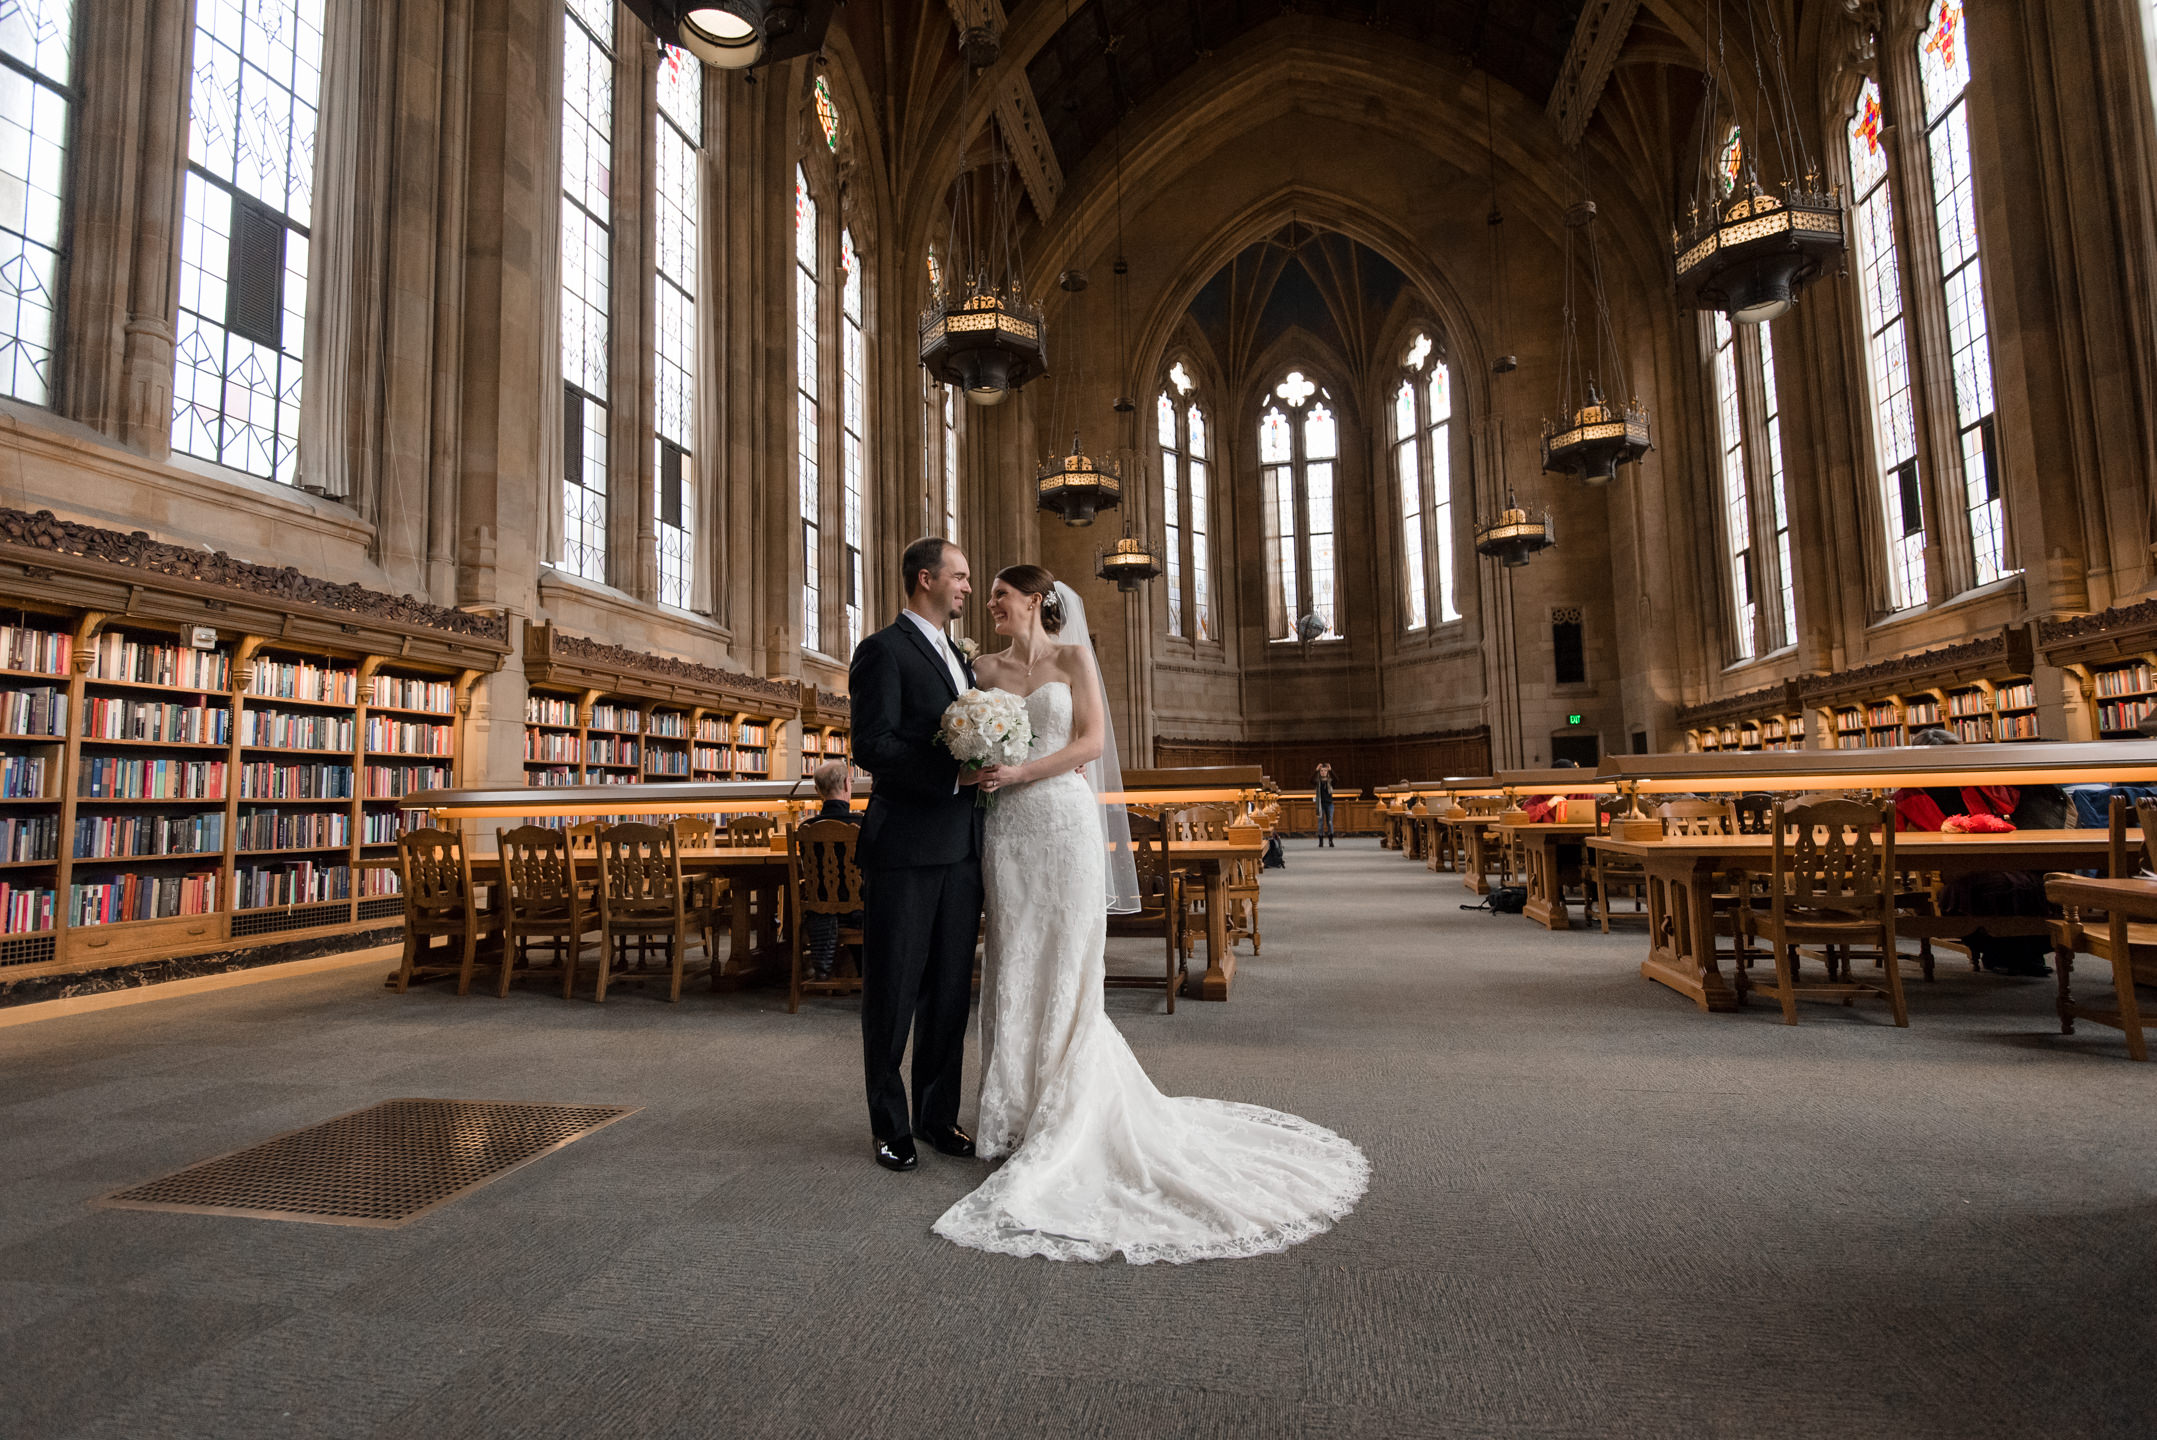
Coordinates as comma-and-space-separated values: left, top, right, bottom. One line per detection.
919, 1125, 976, 1158
874, 1137, 918, 1172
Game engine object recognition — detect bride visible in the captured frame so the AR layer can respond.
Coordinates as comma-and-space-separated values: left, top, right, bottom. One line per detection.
932, 564, 1369, 1264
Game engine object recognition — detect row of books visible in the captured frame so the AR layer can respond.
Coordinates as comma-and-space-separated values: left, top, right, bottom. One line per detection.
2098, 698, 2156, 734
648, 712, 687, 737
526, 695, 579, 727
237, 763, 353, 800
82, 698, 230, 745
0, 814, 58, 862
3, 754, 50, 798
79, 757, 224, 799
364, 718, 454, 755
361, 810, 429, 843
236, 809, 349, 850
647, 752, 690, 776
370, 675, 456, 713
247, 659, 357, 705
589, 704, 642, 733
235, 862, 351, 907
587, 737, 639, 767
241, 709, 354, 750
526, 733, 581, 762
74, 812, 225, 859
0, 625, 69, 676
1, 685, 65, 736
69, 871, 220, 925
1, 882, 55, 933
364, 763, 450, 798
87, 636, 230, 690
2092, 662, 2156, 698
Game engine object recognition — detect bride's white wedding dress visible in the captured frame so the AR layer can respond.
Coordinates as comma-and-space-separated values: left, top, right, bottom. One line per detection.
931, 682, 1369, 1264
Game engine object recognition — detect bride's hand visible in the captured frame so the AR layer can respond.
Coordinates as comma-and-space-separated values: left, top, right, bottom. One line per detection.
976, 763, 1025, 793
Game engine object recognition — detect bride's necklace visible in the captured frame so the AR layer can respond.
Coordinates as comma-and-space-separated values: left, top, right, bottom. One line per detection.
1011, 639, 1052, 680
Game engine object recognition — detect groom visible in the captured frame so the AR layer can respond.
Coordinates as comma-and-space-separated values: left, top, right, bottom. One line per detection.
847, 536, 985, 1172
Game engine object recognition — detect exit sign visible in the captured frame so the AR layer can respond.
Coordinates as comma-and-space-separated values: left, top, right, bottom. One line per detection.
1567, 714, 1583, 726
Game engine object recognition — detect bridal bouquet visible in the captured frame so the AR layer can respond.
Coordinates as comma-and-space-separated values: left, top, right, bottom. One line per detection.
938, 688, 1032, 809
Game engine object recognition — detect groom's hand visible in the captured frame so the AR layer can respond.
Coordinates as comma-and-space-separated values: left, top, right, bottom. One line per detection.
959, 764, 987, 788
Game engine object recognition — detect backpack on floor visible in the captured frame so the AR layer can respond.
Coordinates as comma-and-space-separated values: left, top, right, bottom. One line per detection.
1462, 885, 1528, 915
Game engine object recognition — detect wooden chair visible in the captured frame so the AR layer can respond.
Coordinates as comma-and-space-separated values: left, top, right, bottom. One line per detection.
1168, 805, 1240, 966
591, 822, 701, 1002
495, 824, 591, 998
787, 817, 866, 1012
1738, 800, 1908, 1027
723, 815, 775, 849
673, 815, 725, 958
1106, 811, 1185, 1012
1590, 794, 1650, 932
2049, 796, 2157, 1060
394, 827, 492, 995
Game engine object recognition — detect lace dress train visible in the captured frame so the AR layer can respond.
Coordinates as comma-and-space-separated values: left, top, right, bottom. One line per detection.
931, 683, 1369, 1264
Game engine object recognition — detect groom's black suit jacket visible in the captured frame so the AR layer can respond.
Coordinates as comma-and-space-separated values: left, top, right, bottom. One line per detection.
848, 617, 984, 870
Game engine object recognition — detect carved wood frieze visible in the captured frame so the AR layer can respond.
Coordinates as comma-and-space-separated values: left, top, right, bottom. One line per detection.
525, 622, 800, 713
0, 506, 510, 646
1674, 681, 1805, 728
1797, 629, 2024, 705
2038, 598, 2157, 658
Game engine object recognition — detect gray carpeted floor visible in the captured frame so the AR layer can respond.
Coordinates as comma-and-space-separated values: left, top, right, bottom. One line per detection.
4, 838, 2156, 1438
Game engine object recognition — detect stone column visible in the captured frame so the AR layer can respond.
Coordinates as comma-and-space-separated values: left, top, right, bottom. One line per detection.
61, 0, 193, 457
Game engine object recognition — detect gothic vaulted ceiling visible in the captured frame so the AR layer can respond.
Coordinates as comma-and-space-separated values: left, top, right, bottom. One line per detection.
1024, 0, 1588, 176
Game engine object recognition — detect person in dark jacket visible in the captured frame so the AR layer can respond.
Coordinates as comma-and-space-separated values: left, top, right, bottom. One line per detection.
1314, 763, 1336, 847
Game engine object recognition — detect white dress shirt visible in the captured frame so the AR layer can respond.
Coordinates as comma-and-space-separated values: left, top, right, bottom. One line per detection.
900, 608, 968, 694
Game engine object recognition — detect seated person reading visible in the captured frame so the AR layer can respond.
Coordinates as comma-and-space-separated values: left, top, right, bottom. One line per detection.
804, 761, 863, 980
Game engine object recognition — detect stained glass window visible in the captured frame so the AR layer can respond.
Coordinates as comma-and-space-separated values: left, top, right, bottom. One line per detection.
1392, 332, 1458, 632
795, 167, 820, 653
1258, 372, 1339, 641
1188, 403, 1212, 641
1718, 125, 1744, 196
1848, 77, 1925, 611
0, 0, 75, 406
841, 229, 866, 655
1260, 405, 1296, 639
1711, 313, 1756, 660
172, 0, 326, 484
1158, 392, 1183, 638
1918, 0, 2005, 586
653, 43, 700, 610
813, 75, 838, 153
1395, 380, 1425, 632
1759, 328, 1796, 647
555, 0, 612, 581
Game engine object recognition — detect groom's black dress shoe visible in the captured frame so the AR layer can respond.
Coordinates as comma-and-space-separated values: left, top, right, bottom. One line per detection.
875, 1137, 918, 1172
920, 1125, 976, 1158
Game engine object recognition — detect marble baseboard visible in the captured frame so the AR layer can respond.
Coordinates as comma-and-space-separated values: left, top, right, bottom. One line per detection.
0, 927, 400, 1009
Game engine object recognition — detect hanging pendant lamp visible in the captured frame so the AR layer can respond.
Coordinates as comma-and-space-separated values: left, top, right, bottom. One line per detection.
1673, 1, 1845, 324
1543, 194, 1652, 487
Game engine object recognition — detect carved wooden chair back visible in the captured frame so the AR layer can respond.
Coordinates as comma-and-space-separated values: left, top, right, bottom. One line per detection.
1462, 796, 1505, 816
789, 818, 865, 918
2138, 799, 2157, 876
1169, 805, 1232, 842
565, 821, 600, 855
397, 828, 473, 929
1731, 795, 1776, 835
596, 823, 684, 923
724, 815, 775, 849
1106, 809, 1186, 1012
497, 825, 579, 919
1659, 800, 1738, 837
673, 816, 715, 850
1769, 800, 1893, 921
1124, 810, 1177, 916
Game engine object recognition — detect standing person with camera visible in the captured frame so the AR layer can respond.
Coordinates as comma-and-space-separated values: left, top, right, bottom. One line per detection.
1314, 762, 1337, 848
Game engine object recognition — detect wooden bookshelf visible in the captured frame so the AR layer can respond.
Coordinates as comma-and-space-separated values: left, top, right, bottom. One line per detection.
0, 514, 509, 981
798, 685, 852, 779
519, 625, 801, 822
2040, 599, 2157, 740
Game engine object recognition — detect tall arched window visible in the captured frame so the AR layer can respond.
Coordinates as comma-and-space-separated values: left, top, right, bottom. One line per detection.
840, 229, 866, 655
1711, 313, 1757, 660
172, 0, 328, 483
1260, 371, 1340, 641
1155, 361, 1213, 641
1390, 331, 1458, 632
0, 0, 76, 406
1759, 329, 1796, 645
921, 252, 961, 546
1918, 0, 2005, 585
1848, 77, 1926, 611
652, 43, 700, 610
555, 0, 613, 581
793, 165, 820, 653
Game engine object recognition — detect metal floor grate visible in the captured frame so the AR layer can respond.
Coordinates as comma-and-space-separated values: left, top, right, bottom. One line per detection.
96, 1098, 637, 1228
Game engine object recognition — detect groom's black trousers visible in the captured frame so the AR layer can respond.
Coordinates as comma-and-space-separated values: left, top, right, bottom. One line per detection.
860, 859, 983, 1143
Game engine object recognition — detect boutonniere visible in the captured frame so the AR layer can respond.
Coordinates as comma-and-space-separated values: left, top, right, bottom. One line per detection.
954, 637, 979, 662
